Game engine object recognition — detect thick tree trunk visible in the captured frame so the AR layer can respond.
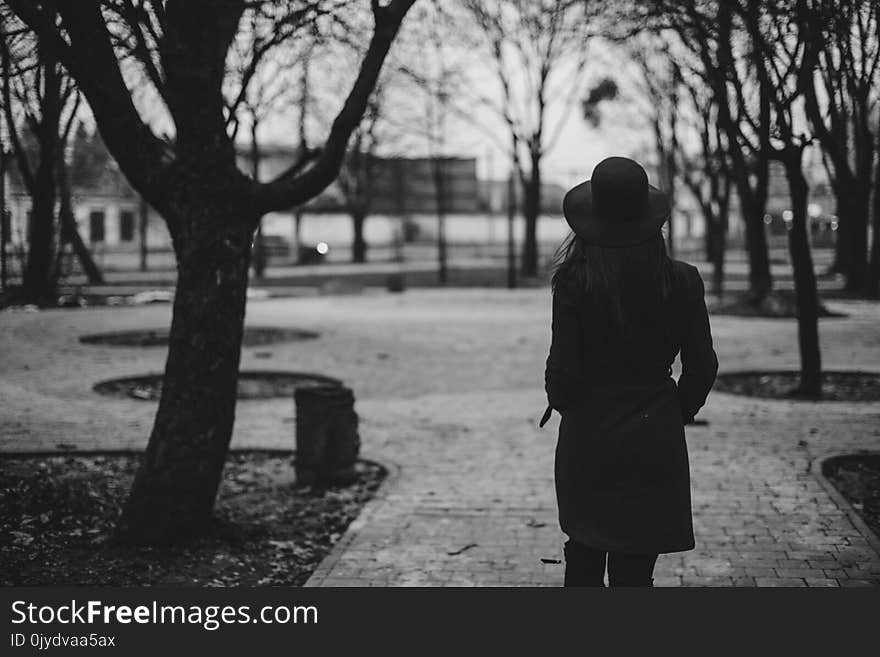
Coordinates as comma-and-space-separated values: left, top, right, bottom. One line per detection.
117, 208, 255, 544
832, 177, 870, 291
351, 210, 367, 263
845, 185, 870, 292
23, 160, 58, 302
520, 157, 541, 277
783, 157, 822, 398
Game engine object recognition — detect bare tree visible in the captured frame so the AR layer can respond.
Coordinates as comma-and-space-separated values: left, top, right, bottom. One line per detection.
338, 87, 383, 263
801, 0, 879, 293
5, 0, 416, 543
397, 0, 465, 283
225, 7, 325, 277
630, 36, 684, 258
679, 75, 732, 296
1, 9, 83, 301
55, 114, 105, 285
463, 0, 595, 277
660, 0, 775, 304
657, 0, 823, 395
871, 109, 880, 298
739, 0, 821, 396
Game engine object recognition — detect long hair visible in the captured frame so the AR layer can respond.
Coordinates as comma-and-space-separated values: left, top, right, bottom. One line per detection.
551, 232, 673, 337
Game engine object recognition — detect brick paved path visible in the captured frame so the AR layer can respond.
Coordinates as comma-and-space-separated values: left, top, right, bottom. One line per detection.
1, 290, 879, 586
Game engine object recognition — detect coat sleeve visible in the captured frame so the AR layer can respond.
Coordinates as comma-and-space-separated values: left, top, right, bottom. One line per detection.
545, 289, 586, 412
676, 267, 719, 423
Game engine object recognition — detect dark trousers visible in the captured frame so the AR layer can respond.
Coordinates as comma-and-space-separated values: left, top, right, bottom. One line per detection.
563, 540, 658, 587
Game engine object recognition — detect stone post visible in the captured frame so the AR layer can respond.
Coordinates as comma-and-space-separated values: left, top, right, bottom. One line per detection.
294, 384, 360, 485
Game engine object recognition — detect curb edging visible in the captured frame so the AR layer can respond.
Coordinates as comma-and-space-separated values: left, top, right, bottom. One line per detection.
810, 449, 880, 559
303, 455, 402, 587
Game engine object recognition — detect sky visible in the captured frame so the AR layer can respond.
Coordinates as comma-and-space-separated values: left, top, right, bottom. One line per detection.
250, 12, 660, 192
114, 5, 661, 193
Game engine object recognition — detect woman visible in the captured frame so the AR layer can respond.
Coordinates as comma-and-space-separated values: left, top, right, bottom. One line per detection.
543, 156, 718, 587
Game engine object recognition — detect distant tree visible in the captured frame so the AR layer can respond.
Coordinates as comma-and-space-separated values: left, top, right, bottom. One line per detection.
658, 0, 823, 396
5, 0, 416, 543
679, 74, 732, 296
630, 36, 684, 257
338, 87, 384, 263
800, 0, 879, 293
56, 119, 105, 285
739, 0, 822, 397
463, 0, 596, 277
400, 0, 466, 283
0, 9, 83, 301
658, 0, 774, 304
224, 6, 324, 278
870, 109, 880, 298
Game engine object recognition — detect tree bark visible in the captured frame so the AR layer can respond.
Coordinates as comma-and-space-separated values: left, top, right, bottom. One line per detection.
116, 206, 255, 544
520, 152, 541, 277
783, 154, 822, 398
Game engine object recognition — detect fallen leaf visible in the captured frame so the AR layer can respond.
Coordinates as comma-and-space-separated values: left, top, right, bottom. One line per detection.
447, 543, 478, 556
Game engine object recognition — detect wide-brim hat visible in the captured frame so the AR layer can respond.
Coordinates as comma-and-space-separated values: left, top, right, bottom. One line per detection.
562, 156, 670, 247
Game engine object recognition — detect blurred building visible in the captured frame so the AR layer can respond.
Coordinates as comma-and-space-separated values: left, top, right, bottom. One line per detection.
1, 134, 840, 269
3, 141, 487, 260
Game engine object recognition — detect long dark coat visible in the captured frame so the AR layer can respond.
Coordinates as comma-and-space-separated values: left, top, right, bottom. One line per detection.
545, 260, 718, 554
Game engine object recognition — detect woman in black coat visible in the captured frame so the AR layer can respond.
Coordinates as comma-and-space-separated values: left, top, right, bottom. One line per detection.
543, 157, 718, 587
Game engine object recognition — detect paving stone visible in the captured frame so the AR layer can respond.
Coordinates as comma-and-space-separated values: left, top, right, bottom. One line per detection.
804, 578, 840, 587
754, 577, 808, 587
